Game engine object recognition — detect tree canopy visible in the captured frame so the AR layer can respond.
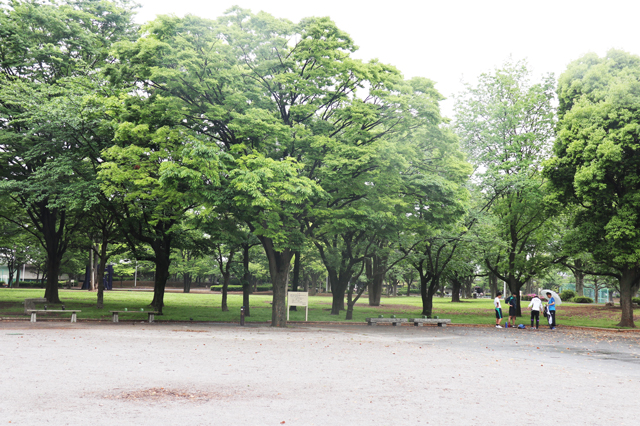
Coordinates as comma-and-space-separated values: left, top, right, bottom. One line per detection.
1, 1, 640, 327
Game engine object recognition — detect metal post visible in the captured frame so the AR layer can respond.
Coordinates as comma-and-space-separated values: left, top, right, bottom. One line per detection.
240, 306, 245, 326
134, 260, 137, 287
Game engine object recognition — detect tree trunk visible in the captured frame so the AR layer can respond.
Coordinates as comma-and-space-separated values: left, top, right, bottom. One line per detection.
451, 278, 461, 303
308, 276, 316, 296
421, 276, 438, 317
6, 258, 15, 288
150, 260, 169, 314
407, 278, 414, 296
44, 256, 62, 303
260, 236, 293, 327
574, 259, 584, 296
43, 211, 65, 303
14, 264, 21, 289
368, 255, 386, 306
89, 246, 96, 291
462, 277, 474, 299
242, 244, 251, 317
96, 242, 108, 309
150, 241, 171, 315
221, 272, 230, 312
183, 272, 191, 293
489, 272, 497, 299
617, 266, 640, 327
330, 274, 349, 315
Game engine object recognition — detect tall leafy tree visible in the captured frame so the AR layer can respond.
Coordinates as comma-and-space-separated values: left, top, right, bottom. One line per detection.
110, 9, 448, 326
98, 93, 221, 314
546, 50, 640, 327
455, 60, 558, 315
0, 0, 138, 302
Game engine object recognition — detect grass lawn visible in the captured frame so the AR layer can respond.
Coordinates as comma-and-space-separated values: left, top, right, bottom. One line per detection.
0, 288, 637, 328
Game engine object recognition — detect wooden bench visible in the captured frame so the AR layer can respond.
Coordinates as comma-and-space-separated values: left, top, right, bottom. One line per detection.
365, 317, 408, 326
410, 318, 451, 327
23, 298, 47, 314
27, 310, 81, 323
110, 311, 159, 323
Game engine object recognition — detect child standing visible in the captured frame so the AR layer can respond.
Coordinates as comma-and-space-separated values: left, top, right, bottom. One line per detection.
494, 292, 503, 328
528, 295, 543, 329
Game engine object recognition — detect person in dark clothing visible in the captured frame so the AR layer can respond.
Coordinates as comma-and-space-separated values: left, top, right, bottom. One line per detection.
506, 292, 518, 328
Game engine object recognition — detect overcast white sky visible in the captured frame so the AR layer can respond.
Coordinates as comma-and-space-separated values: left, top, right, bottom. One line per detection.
133, 0, 640, 117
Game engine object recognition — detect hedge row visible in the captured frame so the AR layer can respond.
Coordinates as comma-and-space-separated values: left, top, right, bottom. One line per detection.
210, 285, 272, 292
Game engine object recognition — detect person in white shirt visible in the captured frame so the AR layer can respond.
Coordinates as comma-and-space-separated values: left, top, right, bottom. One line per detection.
528, 295, 543, 329
494, 292, 503, 328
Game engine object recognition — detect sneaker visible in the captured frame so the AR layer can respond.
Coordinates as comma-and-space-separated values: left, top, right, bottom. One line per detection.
496, 325, 502, 328
551, 327, 556, 330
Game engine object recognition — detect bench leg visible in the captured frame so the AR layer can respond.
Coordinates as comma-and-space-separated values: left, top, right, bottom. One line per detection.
414, 322, 423, 327
71, 313, 77, 323
112, 313, 119, 323
438, 322, 446, 327
148, 313, 154, 323
368, 322, 376, 326
30, 312, 37, 323
392, 322, 399, 326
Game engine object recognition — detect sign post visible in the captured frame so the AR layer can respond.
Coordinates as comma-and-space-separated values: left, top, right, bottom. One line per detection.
287, 291, 309, 321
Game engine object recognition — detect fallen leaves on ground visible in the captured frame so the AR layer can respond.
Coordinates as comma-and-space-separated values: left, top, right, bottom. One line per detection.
103, 387, 239, 403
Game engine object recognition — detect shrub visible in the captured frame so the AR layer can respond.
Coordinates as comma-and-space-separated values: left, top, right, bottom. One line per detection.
573, 296, 594, 304
560, 290, 576, 301
632, 297, 640, 304
521, 296, 532, 301
210, 284, 273, 292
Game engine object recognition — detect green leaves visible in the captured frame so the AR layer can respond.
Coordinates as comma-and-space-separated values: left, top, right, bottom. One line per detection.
550, 50, 640, 267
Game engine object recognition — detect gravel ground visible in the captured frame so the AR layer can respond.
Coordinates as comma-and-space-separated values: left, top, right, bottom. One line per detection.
1, 321, 640, 425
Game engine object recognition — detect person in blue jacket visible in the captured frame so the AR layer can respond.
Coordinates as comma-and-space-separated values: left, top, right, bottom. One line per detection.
546, 291, 556, 330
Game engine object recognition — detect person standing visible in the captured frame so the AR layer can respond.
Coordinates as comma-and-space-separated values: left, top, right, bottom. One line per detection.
528, 295, 543, 329
506, 292, 518, 328
494, 292, 503, 328
546, 291, 557, 330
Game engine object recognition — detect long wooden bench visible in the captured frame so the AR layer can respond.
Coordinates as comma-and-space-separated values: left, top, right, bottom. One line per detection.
110, 311, 159, 323
365, 317, 408, 326
410, 318, 451, 327
27, 310, 81, 323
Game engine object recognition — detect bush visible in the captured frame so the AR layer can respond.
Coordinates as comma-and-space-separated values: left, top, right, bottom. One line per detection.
573, 296, 594, 304
521, 296, 532, 301
632, 297, 640, 304
210, 284, 272, 292
560, 290, 576, 302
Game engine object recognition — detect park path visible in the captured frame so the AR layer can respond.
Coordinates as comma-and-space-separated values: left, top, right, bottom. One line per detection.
1, 322, 639, 425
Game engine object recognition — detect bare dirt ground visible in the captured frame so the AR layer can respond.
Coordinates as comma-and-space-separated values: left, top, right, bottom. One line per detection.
1, 321, 640, 426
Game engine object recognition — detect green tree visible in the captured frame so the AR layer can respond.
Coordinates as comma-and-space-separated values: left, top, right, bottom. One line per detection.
546, 50, 640, 327
0, 0, 137, 302
110, 9, 447, 326
455, 59, 558, 315
98, 93, 221, 314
